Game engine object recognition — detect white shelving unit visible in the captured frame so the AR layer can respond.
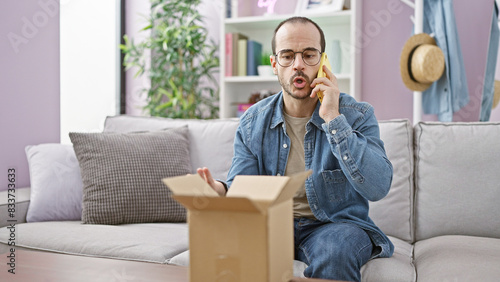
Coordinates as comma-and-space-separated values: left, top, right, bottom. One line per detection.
219, 1, 361, 118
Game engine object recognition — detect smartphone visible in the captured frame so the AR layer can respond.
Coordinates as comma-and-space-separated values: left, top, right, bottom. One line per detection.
316, 52, 332, 103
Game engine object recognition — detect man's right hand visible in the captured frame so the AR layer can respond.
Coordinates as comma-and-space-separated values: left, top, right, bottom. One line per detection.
196, 167, 227, 196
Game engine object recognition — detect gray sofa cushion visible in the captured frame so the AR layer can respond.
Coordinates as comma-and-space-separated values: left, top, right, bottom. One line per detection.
370, 120, 414, 243
169, 235, 415, 281
0, 187, 30, 228
414, 235, 500, 281
360, 236, 416, 282
414, 122, 500, 240
0, 221, 189, 263
103, 115, 239, 181
70, 127, 190, 224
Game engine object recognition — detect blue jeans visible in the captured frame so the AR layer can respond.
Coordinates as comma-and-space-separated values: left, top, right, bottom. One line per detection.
294, 218, 374, 281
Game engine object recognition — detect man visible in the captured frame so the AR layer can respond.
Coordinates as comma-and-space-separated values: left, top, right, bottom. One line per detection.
197, 16, 394, 281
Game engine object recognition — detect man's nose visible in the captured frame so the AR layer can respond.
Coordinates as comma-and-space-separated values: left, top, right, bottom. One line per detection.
293, 53, 305, 70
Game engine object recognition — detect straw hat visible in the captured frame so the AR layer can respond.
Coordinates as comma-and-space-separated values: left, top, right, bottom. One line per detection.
400, 33, 445, 91
493, 80, 500, 109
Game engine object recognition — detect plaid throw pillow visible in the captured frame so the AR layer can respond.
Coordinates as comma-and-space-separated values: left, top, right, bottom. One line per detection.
69, 127, 190, 224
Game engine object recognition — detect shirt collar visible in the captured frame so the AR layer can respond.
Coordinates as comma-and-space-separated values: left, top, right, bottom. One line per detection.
270, 91, 325, 132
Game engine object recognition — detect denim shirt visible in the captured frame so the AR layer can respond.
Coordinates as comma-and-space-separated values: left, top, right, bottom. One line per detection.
422, 0, 469, 121
226, 91, 395, 259
480, 3, 499, 121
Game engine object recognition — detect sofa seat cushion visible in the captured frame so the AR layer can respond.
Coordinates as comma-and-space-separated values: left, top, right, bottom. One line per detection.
0, 187, 30, 227
360, 236, 415, 282
167, 236, 414, 280
0, 221, 188, 263
414, 235, 500, 281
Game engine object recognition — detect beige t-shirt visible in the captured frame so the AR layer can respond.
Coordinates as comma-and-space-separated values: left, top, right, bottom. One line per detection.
283, 112, 316, 219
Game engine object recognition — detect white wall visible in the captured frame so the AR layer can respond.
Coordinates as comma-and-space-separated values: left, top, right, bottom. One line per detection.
60, 0, 120, 143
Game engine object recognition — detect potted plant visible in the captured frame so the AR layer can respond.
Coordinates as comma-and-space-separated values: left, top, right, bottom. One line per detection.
120, 0, 219, 119
257, 51, 274, 76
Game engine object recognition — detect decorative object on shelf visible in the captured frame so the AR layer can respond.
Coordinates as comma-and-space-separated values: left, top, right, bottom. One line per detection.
249, 89, 274, 103
120, 0, 219, 119
399, 33, 445, 92
258, 0, 278, 15
296, 0, 345, 14
330, 39, 342, 74
257, 66, 274, 76
257, 52, 274, 76
237, 89, 275, 117
237, 103, 253, 117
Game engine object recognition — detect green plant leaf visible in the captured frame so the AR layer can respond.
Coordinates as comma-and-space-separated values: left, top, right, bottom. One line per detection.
141, 24, 153, 31
120, 0, 219, 119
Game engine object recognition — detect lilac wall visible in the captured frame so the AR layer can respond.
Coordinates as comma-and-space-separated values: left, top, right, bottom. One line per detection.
360, 0, 415, 121
0, 1, 60, 191
362, 0, 497, 122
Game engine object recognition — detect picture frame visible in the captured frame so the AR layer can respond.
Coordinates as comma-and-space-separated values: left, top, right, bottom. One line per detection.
295, 0, 345, 15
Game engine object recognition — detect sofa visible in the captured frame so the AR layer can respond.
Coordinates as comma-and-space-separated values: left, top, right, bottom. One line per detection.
1, 115, 500, 281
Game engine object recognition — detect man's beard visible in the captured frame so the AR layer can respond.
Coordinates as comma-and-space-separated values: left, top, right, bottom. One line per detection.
278, 70, 312, 100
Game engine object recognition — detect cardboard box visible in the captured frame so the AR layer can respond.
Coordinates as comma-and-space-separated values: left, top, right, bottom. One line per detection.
163, 170, 312, 282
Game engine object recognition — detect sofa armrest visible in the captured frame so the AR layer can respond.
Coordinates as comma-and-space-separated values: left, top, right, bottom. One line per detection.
0, 187, 30, 227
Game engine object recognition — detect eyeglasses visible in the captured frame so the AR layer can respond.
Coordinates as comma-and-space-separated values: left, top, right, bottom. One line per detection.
274, 48, 322, 67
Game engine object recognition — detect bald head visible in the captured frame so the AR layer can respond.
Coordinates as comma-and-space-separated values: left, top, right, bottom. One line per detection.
271, 17, 326, 55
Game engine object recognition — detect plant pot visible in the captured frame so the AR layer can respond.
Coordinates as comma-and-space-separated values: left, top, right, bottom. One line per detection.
257, 65, 274, 76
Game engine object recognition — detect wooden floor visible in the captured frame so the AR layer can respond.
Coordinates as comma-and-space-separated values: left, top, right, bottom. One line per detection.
0, 249, 188, 281
0, 249, 342, 281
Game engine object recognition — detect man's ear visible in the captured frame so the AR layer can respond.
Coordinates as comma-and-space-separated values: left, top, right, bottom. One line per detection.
270, 55, 278, 75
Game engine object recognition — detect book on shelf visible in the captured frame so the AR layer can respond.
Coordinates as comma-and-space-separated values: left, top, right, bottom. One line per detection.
226, 0, 232, 18
231, 0, 238, 18
225, 32, 248, 77
226, 0, 253, 18
247, 40, 263, 76
225, 33, 233, 76
237, 38, 247, 76
225, 0, 239, 18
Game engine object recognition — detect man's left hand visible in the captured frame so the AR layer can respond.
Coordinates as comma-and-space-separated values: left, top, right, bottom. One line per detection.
310, 64, 341, 123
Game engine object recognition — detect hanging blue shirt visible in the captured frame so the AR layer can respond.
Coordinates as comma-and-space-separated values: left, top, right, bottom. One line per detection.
479, 3, 499, 121
422, 0, 469, 121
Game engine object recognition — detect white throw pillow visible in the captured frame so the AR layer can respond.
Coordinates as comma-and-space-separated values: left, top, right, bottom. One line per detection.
25, 144, 83, 222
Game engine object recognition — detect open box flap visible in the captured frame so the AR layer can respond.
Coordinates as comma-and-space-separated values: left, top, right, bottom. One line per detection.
163, 174, 219, 197
273, 170, 312, 205
227, 171, 312, 207
226, 176, 289, 203
173, 195, 262, 213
